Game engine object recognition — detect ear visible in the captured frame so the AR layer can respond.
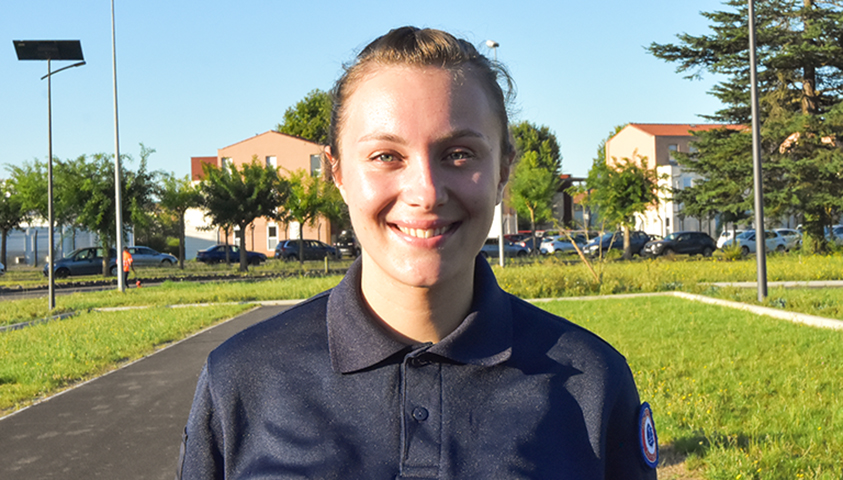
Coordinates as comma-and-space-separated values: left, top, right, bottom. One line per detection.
496, 150, 515, 204
325, 146, 347, 202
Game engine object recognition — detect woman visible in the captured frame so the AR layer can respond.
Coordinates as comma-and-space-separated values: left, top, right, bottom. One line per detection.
178, 27, 658, 479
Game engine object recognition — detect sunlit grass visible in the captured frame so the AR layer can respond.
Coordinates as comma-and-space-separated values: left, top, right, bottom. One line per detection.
0, 304, 251, 413
542, 296, 843, 480
0, 275, 342, 327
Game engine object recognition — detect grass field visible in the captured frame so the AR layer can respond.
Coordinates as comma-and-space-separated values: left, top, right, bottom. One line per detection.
542, 296, 843, 480
0, 303, 252, 413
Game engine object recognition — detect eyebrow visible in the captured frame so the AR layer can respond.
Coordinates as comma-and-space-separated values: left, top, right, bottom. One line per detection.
357, 129, 487, 146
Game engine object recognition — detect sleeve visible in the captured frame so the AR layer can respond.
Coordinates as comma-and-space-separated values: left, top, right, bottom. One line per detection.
176, 363, 225, 480
604, 366, 658, 480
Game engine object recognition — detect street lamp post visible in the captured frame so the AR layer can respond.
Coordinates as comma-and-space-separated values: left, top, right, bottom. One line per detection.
14, 40, 85, 311
747, 0, 768, 301
486, 40, 505, 268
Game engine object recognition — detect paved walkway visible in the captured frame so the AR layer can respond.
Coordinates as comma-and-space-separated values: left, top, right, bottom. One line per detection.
0, 305, 288, 480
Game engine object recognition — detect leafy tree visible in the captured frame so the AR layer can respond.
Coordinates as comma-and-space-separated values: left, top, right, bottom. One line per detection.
649, 0, 843, 250
158, 173, 201, 269
584, 154, 668, 259
509, 122, 563, 248
671, 128, 755, 241
276, 89, 332, 145
278, 169, 335, 263
200, 158, 288, 271
510, 121, 562, 174
0, 180, 27, 266
61, 147, 159, 276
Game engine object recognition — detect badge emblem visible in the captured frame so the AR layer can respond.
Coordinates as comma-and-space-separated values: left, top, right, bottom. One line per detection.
638, 402, 659, 468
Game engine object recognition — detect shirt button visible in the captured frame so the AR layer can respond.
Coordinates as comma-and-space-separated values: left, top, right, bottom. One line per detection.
409, 357, 428, 368
412, 407, 429, 422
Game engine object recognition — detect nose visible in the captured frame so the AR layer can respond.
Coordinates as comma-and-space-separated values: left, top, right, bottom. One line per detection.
402, 155, 448, 210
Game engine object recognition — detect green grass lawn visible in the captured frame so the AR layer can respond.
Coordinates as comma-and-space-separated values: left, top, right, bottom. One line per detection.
0, 303, 252, 413
542, 296, 843, 480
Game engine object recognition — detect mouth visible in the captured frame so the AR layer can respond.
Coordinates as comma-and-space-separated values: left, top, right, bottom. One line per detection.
395, 223, 457, 239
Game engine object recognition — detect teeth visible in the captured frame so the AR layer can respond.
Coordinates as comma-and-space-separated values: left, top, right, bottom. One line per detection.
398, 226, 449, 238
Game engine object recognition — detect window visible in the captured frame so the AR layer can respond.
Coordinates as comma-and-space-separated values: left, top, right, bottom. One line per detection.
221, 157, 231, 169
233, 226, 241, 246
266, 156, 277, 169
310, 154, 322, 177
267, 223, 278, 250
668, 144, 678, 163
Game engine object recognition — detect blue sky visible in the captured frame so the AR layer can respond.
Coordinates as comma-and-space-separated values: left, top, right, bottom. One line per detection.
2, 0, 728, 180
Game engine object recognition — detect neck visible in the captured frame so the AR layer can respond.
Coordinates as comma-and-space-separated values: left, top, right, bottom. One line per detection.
359, 257, 475, 344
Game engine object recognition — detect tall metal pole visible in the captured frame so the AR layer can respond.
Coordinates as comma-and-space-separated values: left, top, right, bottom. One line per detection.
748, 0, 768, 300
112, 0, 125, 291
487, 40, 505, 268
47, 58, 56, 310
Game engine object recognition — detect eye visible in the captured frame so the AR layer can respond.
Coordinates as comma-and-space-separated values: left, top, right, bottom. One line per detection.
371, 153, 398, 163
444, 149, 474, 164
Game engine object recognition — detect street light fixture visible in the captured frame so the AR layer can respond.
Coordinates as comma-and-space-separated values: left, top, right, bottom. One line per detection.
14, 40, 85, 311
486, 39, 504, 267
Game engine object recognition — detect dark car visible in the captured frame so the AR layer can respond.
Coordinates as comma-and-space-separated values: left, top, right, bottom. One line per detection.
642, 231, 716, 257
196, 244, 267, 265
334, 230, 360, 257
43, 247, 118, 278
584, 231, 650, 257
275, 239, 339, 261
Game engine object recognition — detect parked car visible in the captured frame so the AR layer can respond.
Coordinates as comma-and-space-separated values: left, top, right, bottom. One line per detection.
196, 244, 267, 265
716, 229, 746, 249
43, 247, 118, 278
720, 230, 788, 254
540, 233, 588, 255
479, 238, 528, 258
584, 231, 650, 257
827, 225, 843, 246
641, 231, 716, 257
126, 246, 177, 266
334, 230, 360, 257
0, 261, 4, 275
774, 228, 802, 250
511, 236, 539, 253
275, 239, 339, 261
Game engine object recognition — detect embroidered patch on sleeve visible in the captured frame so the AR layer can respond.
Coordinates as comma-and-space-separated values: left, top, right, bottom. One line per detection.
638, 402, 659, 469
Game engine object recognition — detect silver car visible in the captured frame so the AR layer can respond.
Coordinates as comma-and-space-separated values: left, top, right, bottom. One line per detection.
127, 246, 177, 266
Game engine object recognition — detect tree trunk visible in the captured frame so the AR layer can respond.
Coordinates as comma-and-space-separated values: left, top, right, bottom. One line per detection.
622, 224, 632, 260
298, 237, 305, 265
238, 226, 248, 272
102, 238, 111, 277
178, 212, 186, 269
1, 229, 7, 267
802, 0, 818, 115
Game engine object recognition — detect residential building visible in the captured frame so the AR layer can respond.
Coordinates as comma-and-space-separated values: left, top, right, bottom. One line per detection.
188, 131, 336, 259
605, 123, 736, 238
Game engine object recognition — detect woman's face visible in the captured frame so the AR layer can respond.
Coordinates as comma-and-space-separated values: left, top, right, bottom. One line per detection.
332, 65, 509, 290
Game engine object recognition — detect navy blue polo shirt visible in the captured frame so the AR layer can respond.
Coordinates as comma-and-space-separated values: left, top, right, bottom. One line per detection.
178, 257, 657, 479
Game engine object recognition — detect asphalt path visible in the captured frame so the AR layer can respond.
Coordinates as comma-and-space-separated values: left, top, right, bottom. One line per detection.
0, 305, 288, 480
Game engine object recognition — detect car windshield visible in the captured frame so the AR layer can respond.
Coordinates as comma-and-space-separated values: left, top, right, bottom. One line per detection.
664, 233, 678, 241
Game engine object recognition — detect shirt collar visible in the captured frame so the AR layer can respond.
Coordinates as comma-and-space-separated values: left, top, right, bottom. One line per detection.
327, 256, 513, 374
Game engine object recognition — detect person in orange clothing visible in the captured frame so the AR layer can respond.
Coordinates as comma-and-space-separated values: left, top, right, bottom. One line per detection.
122, 246, 135, 286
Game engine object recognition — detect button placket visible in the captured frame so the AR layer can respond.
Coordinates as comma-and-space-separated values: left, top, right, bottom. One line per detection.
400, 351, 441, 478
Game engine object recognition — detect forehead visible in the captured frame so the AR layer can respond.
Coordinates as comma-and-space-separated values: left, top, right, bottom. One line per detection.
339, 65, 500, 144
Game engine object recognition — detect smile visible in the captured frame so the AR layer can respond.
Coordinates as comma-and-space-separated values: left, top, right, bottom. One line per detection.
396, 225, 453, 239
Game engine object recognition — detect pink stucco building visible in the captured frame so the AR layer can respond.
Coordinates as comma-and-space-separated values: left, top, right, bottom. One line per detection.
605, 123, 738, 237
188, 131, 337, 258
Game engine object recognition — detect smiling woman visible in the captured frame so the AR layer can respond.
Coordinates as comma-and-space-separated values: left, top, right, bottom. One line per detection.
178, 27, 658, 480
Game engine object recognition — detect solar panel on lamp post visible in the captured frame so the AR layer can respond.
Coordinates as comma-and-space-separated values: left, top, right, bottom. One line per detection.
13, 40, 85, 311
